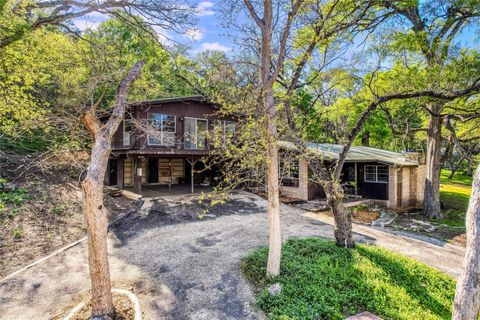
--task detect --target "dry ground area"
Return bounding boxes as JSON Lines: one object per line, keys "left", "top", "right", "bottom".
{"left": 55, "top": 292, "right": 135, "bottom": 320}
{"left": 390, "top": 210, "right": 467, "bottom": 246}
{"left": 0, "top": 192, "right": 465, "bottom": 320}
{"left": 0, "top": 150, "right": 136, "bottom": 278}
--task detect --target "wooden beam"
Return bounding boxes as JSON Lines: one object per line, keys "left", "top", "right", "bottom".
{"left": 186, "top": 157, "right": 197, "bottom": 194}
{"left": 133, "top": 157, "right": 142, "bottom": 195}
{"left": 168, "top": 159, "right": 172, "bottom": 191}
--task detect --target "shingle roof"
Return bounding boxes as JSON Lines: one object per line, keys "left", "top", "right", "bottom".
{"left": 279, "top": 141, "right": 419, "bottom": 166}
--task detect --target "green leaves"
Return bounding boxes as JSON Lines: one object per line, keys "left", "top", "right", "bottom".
{"left": 243, "top": 238, "right": 456, "bottom": 320}
{"left": 0, "top": 26, "right": 86, "bottom": 140}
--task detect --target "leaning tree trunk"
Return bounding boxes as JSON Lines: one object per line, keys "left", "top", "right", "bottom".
{"left": 452, "top": 164, "right": 480, "bottom": 320}
{"left": 325, "top": 183, "right": 354, "bottom": 248}
{"left": 80, "top": 62, "right": 144, "bottom": 320}
{"left": 265, "top": 87, "right": 282, "bottom": 276}
{"left": 423, "top": 108, "right": 443, "bottom": 218}
{"left": 448, "top": 162, "right": 456, "bottom": 180}
{"left": 81, "top": 138, "right": 115, "bottom": 320}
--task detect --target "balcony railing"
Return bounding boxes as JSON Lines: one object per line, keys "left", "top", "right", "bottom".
{"left": 112, "top": 132, "right": 210, "bottom": 151}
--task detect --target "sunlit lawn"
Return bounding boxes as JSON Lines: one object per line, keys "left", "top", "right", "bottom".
{"left": 435, "top": 170, "right": 472, "bottom": 229}
{"left": 243, "top": 238, "right": 456, "bottom": 320}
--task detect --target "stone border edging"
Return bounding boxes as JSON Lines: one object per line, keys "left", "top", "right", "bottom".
{"left": 0, "top": 236, "right": 88, "bottom": 283}
{"left": 112, "top": 288, "right": 142, "bottom": 320}
{"left": 0, "top": 200, "right": 144, "bottom": 284}
{"left": 63, "top": 301, "right": 86, "bottom": 320}
{"left": 62, "top": 288, "right": 142, "bottom": 320}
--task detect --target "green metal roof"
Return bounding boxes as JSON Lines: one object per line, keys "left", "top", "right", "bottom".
{"left": 279, "top": 141, "right": 419, "bottom": 166}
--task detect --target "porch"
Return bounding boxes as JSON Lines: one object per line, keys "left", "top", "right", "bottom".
{"left": 107, "top": 154, "right": 220, "bottom": 196}
{"left": 124, "top": 184, "right": 214, "bottom": 198}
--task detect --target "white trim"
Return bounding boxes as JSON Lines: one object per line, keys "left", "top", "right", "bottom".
{"left": 184, "top": 117, "right": 208, "bottom": 150}
{"left": 147, "top": 113, "right": 176, "bottom": 147}
{"left": 364, "top": 165, "right": 389, "bottom": 184}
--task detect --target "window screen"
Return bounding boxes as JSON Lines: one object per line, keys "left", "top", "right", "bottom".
{"left": 364, "top": 165, "right": 389, "bottom": 183}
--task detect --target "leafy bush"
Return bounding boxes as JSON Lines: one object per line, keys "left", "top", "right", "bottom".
{"left": 351, "top": 204, "right": 369, "bottom": 212}
{"left": 242, "top": 238, "right": 455, "bottom": 320}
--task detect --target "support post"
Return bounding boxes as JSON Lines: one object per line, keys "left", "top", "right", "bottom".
{"left": 134, "top": 157, "right": 142, "bottom": 195}
{"left": 191, "top": 158, "right": 194, "bottom": 194}
{"left": 354, "top": 162, "right": 358, "bottom": 196}
{"left": 186, "top": 157, "right": 196, "bottom": 194}
{"left": 168, "top": 159, "right": 172, "bottom": 191}
{"left": 117, "top": 156, "right": 124, "bottom": 190}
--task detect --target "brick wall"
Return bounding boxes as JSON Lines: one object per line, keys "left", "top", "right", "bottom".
{"left": 416, "top": 164, "right": 426, "bottom": 204}
{"left": 279, "top": 158, "right": 309, "bottom": 201}
{"left": 387, "top": 166, "right": 398, "bottom": 209}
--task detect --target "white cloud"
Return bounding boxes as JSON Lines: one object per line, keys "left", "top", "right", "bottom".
{"left": 72, "top": 12, "right": 108, "bottom": 30}
{"left": 185, "top": 28, "right": 205, "bottom": 41}
{"left": 195, "top": 1, "right": 215, "bottom": 16}
{"left": 153, "top": 26, "right": 174, "bottom": 46}
{"left": 200, "top": 42, "right": 230, "bottom": 52}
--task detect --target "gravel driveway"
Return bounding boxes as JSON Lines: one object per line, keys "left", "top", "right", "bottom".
{"left": 0, "top": 191, "right": 463, "bottom": 320}
{"left": 106, "top": 192, "right": 357, "bottom": 320}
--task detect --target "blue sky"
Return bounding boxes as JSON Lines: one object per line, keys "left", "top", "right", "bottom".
{"left": 72, "top": 1, "right": 232, "bottom": 54}
{"left": 72, "top": 1, "right": 478, "bottom": 55}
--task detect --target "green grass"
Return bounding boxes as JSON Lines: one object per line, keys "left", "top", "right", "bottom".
{"left": 440, "top": 169, "right": 473, "bottom": 186}
{"left": 242, "top": 238, "right": 456, "bottom": 320}
{"left": 436, "top": 170, "right": 472, "bottom": 229}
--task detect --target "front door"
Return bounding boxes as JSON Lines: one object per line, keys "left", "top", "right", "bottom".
{"left": 148, "top": 158, "right": 159, "bottom": 183}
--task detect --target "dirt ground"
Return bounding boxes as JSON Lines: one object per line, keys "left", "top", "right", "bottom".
{"left": 0, "top": 192, "right": 466, "bottom": 320}
{"left": 319, "top": 208, "right": 380, "bottom": 225}
{"left": 0, "top": 150, "right": 136, "bottom": 278}
{"left": 389, "top": 210, "right": 467, "bottom": 246}
{"left": 54, "top": 292, "right": 135, "bottom": 320}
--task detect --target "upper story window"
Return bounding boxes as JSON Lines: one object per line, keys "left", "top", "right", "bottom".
{"left": 147, "top": 113, "right": 176, "bottom": 147}
{"left": 215, "top": 120, "right": 235, "bottom": 141}
{"left": 279, "top": 156, "right": 299, "bottom": 187}
{"left": 184, "top": 117, "right": 207, "bottom": 149}
{"left": 364, "top": 165, "right": 389, "bottom": 183}
{"left": 123, "top": 119, "right": 132, "bottom": 147}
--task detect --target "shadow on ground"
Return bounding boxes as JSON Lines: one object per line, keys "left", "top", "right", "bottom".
{"left": 111, "top": 194, "right": 265, "bottom": 246}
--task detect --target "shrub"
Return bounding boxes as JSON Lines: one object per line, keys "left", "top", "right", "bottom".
{"left": 242, "top": 238, "right": 455, "bottom": 320}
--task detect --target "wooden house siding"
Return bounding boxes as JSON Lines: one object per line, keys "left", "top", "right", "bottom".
{"left": 111, "top": 99, "right": 233, "bottom": 153}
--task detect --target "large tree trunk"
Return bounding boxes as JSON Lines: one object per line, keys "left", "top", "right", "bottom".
{"left": 80, "top": 62, "right": 144, "bottom": 320}
{"left": 265, "top": 88, "right": 281, "bottom": 276}
{"left": 325, "top": 183, "right": 354, "bottom": 247}
{"left": 423, "top": 108, "right": 443, "bottom": 218}
{"left": 82, "top": 139, "right": 115, "bottom": 320}
{"left": 452, "top": 164, "right": 480, "bottom": 320}
{"left": 243, "top": 0, "right": 301, "bottom": 276}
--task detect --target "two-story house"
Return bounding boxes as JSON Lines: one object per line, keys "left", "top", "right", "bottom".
{"left": 106, "top": 95, "right": 234, "bottom": 194}
{"left": 107, "top": 95, "right": 426, "bottom": 210}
